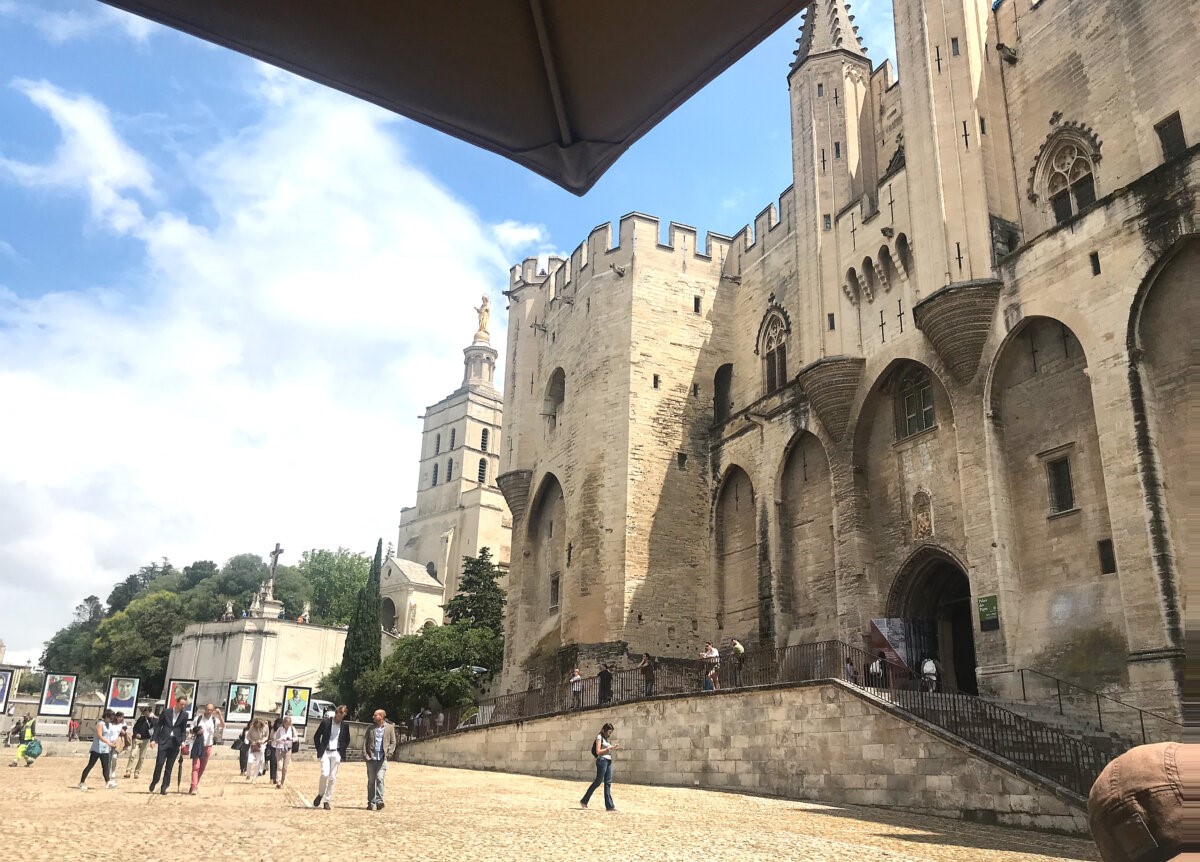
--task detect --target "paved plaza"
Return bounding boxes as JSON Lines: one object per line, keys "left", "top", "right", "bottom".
{"left": 1, "top": 753, "right": 1099, "bottom": 861}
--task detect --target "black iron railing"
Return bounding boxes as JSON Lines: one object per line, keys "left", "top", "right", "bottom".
{"left": 400, "top": 639, "right": 1114, "bottom": 796}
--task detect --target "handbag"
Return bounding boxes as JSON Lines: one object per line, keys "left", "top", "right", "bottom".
{"left": 231, "top": 737, "right": 243, "bottom": 750}
{"left": 291, "top": 740, "right": 300, "bottom": 754}
{"left": 250, "top": 741, "right": 262, "bottom": 752}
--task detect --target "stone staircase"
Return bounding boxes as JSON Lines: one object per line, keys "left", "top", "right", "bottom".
{"left": 980, "top": 696, "right": 1138, "bottom": 757}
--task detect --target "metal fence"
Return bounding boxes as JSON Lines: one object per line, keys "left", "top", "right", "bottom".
{"left": 400, "top": 639, "right": 1116, "bottom": 796}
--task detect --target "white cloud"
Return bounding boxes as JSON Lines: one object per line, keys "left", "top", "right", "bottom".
{"left": 0, "top": 70, "right": 545, "bottom": 666}
{"left": 0, "top": 3, "right": 156, "bottom": 44}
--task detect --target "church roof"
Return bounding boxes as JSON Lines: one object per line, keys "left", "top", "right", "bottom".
{"left": 792, "top": 0, "right": 868, "bottom": 70}
{"left": 387, "top": 557, "right": 443, "bottom": 590}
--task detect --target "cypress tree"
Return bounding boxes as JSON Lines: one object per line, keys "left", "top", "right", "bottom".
{"left": 339, "top": 538, "right": 383, "bottom": 712}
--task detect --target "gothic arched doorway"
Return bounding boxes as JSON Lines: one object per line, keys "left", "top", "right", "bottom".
{"left": 884, "top": 550, "right": 978, "bottom": 694}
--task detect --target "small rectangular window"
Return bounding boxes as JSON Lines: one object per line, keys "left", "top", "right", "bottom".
{"left": 676, "top": 452, "right": 688, "bottom": 469}
{"left": 693, "top": 295, "right": 701, "bottom": 314}
{"left": 691, "top": 383, "right": 700, "bottom": 397}
{"left": 951, "top": 38, "right": 960, "bottom": 57}
{"left": 817, "top": 82, "right": 824, "bottom": 97}
{"left": 1090, "top": 252, "right": 1101, "bottom": 275}
{"left": 652, "top": 374, "right": 661, "bottom": 389}
{"left": 1046, "top": 456, "right": 1075, "bottom": 514}
{"left": 823, "top": 214, "right": 832, "bottom": 230}
{"left": 549, "top": 573, "right": 560, "bottom": 610}
{"left": 834, "top": 141, "right": 842, "bottom": 159}
{"left": 980, "top": 116, "right": 987, "bottom": 136}
{"left": 1097, "top": 539, "right": 1117, "bottom": 574}
{"left": 1155, "top": 112, "right": 1187, "bottom": 161}
{"left": 827, "top": 313, "right": 836, "bottom": 331}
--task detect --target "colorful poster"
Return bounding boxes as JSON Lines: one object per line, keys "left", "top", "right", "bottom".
{"left": 165, "top": 678, "right": 198, "bottom": 715}
{"left": 39, "top": 673, "right": 78, "bottom": 717}
{"left": 0, "top": 669, "right": 12, "bottom": 714}
{"left": 281, "top": 686, "right": 311, "bottom": 726}
{"left": 225, "top": 682, "right": 256, "bottom": 724}
{"left": 105, "top": 676, "right": 140, "bottom": 716}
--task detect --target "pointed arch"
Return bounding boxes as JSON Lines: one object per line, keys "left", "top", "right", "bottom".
{"left": 713, "top": 465, "right": 762, "bottom": 643}
{"left": 756, "top": 307, "right": 791, "bottom": 394}
{"left": 778, "top": 430, "right": 835, "bottom": 642}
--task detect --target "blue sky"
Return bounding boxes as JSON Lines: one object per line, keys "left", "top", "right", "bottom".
{"left": 0, "top": 1, "right": 896, "bottom": 665}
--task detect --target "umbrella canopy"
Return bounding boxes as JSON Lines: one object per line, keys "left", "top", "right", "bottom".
{"left": 100, "top": 0, "right": 809, "bottom": 195}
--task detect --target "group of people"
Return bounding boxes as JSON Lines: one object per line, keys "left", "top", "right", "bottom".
{"left": 233, "top": 714, "right": 298, "bottom": 787}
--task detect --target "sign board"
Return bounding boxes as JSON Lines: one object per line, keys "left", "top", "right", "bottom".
{"left": 977, "top": 595, "right": 1000, "bottom": 632}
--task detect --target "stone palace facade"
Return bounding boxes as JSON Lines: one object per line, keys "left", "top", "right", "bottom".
{"left": 495, "top": 0, "right": 1193, "bottom": 715}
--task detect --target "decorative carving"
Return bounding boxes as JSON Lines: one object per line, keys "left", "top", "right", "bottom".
{"left": 913, "top": 280, "right": 1002, "bottom": 383}
{"left": 475, "top": 294, "right": 491, "bottom": 337}
{"left": 754, "top": 302, "right": 792, "bottom": 355}
{"left": 1027, "top": 121, "right": 1102, "bottom": 203}
{"left": 797, "top": 355, "right": 865, "bottom": 440}
{"left": 911, "top": 491, "right": 933, "bottom": 539}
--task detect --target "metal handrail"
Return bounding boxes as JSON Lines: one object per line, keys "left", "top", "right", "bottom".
{"left": 399, "top": 639, "right": 1114, "bottom": 796}
{"left": 1008, "top": 666, "right": 1182, "bottom": 746}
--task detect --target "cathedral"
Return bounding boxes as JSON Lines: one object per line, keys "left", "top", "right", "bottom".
{"left": 495, "top": 0, "right": 1193, "bottom": 716}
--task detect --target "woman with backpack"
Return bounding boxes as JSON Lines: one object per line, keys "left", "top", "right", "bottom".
{"left": 580, "top": 722, "right": 620, "bottom": 812}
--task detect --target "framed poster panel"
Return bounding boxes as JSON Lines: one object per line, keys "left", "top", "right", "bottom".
{"left": 226, "top": 682, "right": 257, "bottom": 724}
{"left": 165, "top": 678, "right": 199, "bottom": 716}
{"left": 281, "top": 686, "right": 312, "bottom": 726}
{"left": 39, "top": 673, "right": 78, "bottom": 717}
{"left": 105, "top": 676, "right": 140, "bottom": 716}
{"left": 0, "top": 669, "right": 12, "bottom": 714}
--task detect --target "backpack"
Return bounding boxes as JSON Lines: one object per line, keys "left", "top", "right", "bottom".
{"left": 24, "top": 739, "right": 42, "bottom": 759}
{"left": 590, "top": 736, "right": 600, "bottom": 758}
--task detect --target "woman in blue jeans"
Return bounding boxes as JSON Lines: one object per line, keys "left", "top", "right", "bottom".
{"left": 580, "top": 723, "right": 619, "bottom": 811}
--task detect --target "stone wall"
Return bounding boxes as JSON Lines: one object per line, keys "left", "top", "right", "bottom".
{"left": 397, "top": 680, "right": 1089, "bottom": 835}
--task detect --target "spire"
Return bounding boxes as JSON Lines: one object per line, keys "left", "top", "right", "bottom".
{"left": 792, "top": 0, "right": 868, "bottom": 70}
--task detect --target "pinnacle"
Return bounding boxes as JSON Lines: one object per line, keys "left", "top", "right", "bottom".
{"left": 792, "top": 0, "right": 868, "bottom": 70}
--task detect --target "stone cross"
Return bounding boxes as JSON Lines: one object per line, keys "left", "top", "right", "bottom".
{"left": 267, "top": 542, "right": 284, "bottom": 599}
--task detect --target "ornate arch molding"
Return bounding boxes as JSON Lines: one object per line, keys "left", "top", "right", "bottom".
{"left": 754, "top": 299, "right": 792, "bottom": 355}
{"left": 883, "top": 543, "right": 970, "bottom": 618}
{"left": 1027, "top": 119, "right": 1103, "bottom": 204}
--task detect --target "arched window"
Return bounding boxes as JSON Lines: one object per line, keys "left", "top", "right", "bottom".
{"left": 446, "top": 458, "right": 455, "bottom": 481}
{"left": 434, "top": 433, "right": 441, "bottom": 455}
{"left": 1046, "top": 142, "right": 1096, "bottom": 224}
{"left": 544, "top": 368, "right": 566, "bottom": 430}
{"left": 759, "top": 312, "right": 788, "bottom": 394}
{"left": 894, "top": 366, "right": 935, "bottom": 439}
{"left": 480, "top": 428, "right": 489, "bottom": 452}
{"left": 477, "top": 458, "right": 487, "bottom": 483}
{"left": 431, "top": 463, "right": 439, "bottom": 486}
{"left": 449, "top": 428, "right": 456, "bottom": 449}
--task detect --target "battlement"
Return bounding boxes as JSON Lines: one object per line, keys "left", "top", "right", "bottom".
{"left": 508, "top": 212, "right": 733, "bottom": 299}
{"left": 728, "top": 185, "right": 797, "bottom": 274}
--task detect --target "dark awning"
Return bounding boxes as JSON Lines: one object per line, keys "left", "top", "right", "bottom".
{"left": 100, "top": 1, "right": 807, "bottom": 195}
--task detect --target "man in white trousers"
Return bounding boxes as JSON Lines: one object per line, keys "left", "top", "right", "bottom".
{"left": 311, "top": 704, "right": 349, "bottom": 810}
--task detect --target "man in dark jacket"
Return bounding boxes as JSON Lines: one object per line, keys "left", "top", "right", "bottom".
{"left": 124, "top": 707, "right": 156, "bottom": 779}
{"left": 148, "top": 698, "right": 190, "bottom": 795}
{"left": 311, "top": 705, "right": 350, "bottom": 810}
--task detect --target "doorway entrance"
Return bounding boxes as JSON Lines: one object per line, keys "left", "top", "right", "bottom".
{"left": 885, "top": 551, "right": 978, "bottom": 695}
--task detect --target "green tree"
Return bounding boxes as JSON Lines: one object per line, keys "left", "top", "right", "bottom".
{"left": 443, "top": 547, "right": 506, "bottom": 633}
{"left": 272, "top": 564, "right": 312, "bottom": 619}
{"left": 314, "top": 663, "right": 341, "bottom": 700}
{"left": 91, "top": 591, "right": 189, "bottom": 696}
{"left": 17, "top": 671, "right": 44, "bottom": 695}
{"left": 41, "top": 595, "right": 106, "bottom": 677}
{"left": 106, "top": 559, "right": 175, "bottom": 614}
{"left": 338, "top": 539, "right": 383, "bottom": 712}
{"left": 299, "top": 548, "right": 370, "bottom": 624}
{"left": 218, "top": 553, "right": 270, "bottom": 600}
{"left": 355, "top": 622, "right": 502, "bottom": 720}
{"left": 181, "top": 560, "right": 218, "bottom": 590}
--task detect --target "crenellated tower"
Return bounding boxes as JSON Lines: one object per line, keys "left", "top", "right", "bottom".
{"left": 788, "top": 0, "right": 877, "bottom": 365}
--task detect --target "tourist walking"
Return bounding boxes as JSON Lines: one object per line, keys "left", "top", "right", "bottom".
{"left": 843, "top": 657, "right": 858, "bottom": 684}
{"left": 868, "top": 651, "right": 887, "bottom": 688}
{"left": 580, "top": 722, "right": 619, "bottom": 811}
{"left": 311, "top": 704, "right": 350, "bottom": 810}
{"left": 569, "top": 668, "right": 583, "bottom": 709}
{"left": 597, "top": 664, "right": 613, "bottom": 705}
{"left": 148, "top": 696, "right": 190, "bottom": 795}
{"left": 638, "top": 653, "right": 655, "bottom": 697}
{"left": 79, "top": 710, "right": 121, "bottom": 790}
{"left": 189, "top": 703, "right": 224, "bottom": 794}
{"left": 272, "top": 715, "right": 297, "bottom": 789}
{"left": 265, "top": 717, "right": 282, "bottom": 784}
{"left": 8, "top": 716, "right": 38, "bottom": 767}
{"left": 245, "top": 717, "right": 270, "bottom": 783}
{"left": 921, "top": 656, "right": 939, "bottom": 693}
{"left": 236, "top": 721, "right": 251, "bottom": 775}
{"left": 125, "top": 707, "right": 155, "bottom": 779}
{"left": 730, "top": 638, "right": 746, "bottom": 687}
{"left": 363, "top": 708, "right": 397, "bottom": 810}
{"left": 67, "top": 718, "right": 79, "bottom": 742}
{"left": 108, "top": 711, "right": 131, "bottom": 777}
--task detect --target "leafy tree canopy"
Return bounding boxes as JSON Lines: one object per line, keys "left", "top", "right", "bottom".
{"left": 443, "top": 547, "right": 506, "bottom": 632}
{"left": 299, "top": 548, "right": 370, "bottom": 625}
